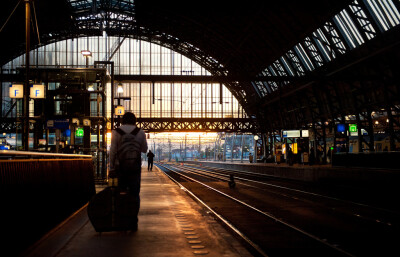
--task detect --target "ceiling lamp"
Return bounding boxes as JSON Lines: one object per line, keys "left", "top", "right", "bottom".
{"left": 117, "top": 83, "right": 124, "bottom": 93}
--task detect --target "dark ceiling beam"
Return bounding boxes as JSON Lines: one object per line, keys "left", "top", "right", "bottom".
{"left": 114, "top": 74, "right": 288, "bottom": 83}
{"left": 1, "top": 72, "right": 393, "bottom": 84}
{"left": 114, "top": 74, "right": 388, "bottom": 84}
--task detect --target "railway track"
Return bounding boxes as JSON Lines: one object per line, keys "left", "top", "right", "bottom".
{"left": 156, "top": 163, "right": 400, "bottom": 257}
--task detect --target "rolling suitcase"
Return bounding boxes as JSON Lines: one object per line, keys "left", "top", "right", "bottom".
{"left": 87, "top": 180, "right": 139, "bottom": 232}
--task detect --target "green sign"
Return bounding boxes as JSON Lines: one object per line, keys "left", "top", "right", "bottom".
{"left": 76, "top": 128, "right": 84, "bottom": 137}
{"left": 349, "top": 124, "right": 357, "bottom": 133}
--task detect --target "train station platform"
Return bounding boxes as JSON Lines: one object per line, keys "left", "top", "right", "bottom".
{"left": 21, "top": 166, "right": 252, "bottom": 257}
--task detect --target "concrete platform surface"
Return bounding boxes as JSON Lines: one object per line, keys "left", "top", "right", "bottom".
{"left": 22, "top": 166, "right": 252, "bottom": 257}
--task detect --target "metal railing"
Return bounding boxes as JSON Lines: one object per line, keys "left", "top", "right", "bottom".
{"left": 0, "top": 150, "right": 92, "bottom": 159}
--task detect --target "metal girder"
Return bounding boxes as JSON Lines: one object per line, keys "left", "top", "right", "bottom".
{"left": 0, "top": 116, "right": 107, "bottom": 134}
{"left": 323, "top": 21, "right": 348, "bottom": 56}
{"left": 0, "top": 118, "right": 21, "bottom": 133}
{"left": 135, "top": 118, "right": 258, "bottom": 133}
{"left": 301, "top": 38, "right": 325, "bottom": 68}
{"left": 346, "top": 3, "right": 378, "bottom": 40}
{"left": 114, "top": 74, "right": 377, "bottom": 83}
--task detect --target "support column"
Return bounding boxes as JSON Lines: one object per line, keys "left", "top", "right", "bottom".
{"left": 240, "top": 133, "right": 244, "bottom": 163}
{"left": 231, "top": 133, "right": 235, "bottom": 162}
{"left": 386, "top": 107, "right": 396, "bottom": 151}
{"left": 262, "top": 133, "right": 268, "bottom": 160}
{"left": 184, "top": 134, "right": 187, "bottom": 161}
{"left": 97, "top": 93, "right": 101, "bottom": 178}
{"left": 254, "top": 135, "right": 258, "bottom": 163}
{"left": 102, "top": 84, "right": 106, "bottom": 178}
{"left": 223, "top": 133, "right": 227, "bottom": 162}
{"left": 272, "top": 132, "right": 276, "bottom": 157}
{"left": 356, "top": 113, "right": 363, "bottom": 152}
{"left": 322, "top": 122, "right": 327, "bottom": 163}
{"left": 214, "top": 141, "right": 216, "bottom": 161}
{"left": 23, "top": 0, "right": 31, "bottom": 151}
{"left": 366, "top": 110, "right": 375, "bottom": 151}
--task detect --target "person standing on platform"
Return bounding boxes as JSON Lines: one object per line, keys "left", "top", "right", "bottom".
{"left": 109, "top": 112, "right": 148, "bottom": 229}
{"left": 249, "top": 153, "right": 254, "bottom": 163}
{"left": 309, "top": 146, "right": 315, "bottom": 165}
{"left": 287, "top": 147, "right": 294, "bottom": 166}
{"left": 147, "top": 150, "right": 155, "bottom": 171}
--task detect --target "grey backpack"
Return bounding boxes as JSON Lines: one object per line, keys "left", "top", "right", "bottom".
{"left": 115, "top": 127, "right": 141, "bottom": 162}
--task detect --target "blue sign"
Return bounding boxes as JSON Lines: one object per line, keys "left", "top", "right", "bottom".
{"left": 47, "top": 119, "right": 70, "bottom": 129}
{"left": 64, "top": 129, "right": 71, "bottom": 137}
{"left": 337, "top": 124, "right": 346, "bottom": 133}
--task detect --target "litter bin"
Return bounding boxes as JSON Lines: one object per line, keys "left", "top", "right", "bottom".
{"left": 275, "top": 154, "right": 282, "bottom": 164}
{"left": 302, "top": 152, "right": 309, "bottom": 164}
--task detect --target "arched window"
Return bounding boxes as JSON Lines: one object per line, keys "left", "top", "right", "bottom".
{"left": 2, "top": 36, "right": 247, "bottom": 119}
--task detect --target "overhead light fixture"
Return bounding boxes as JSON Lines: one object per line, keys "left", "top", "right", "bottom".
{"left": 117, "top": 83, "right": 123, "bottom": 93}
{"left": 87, "top": 84, "right": 94, "bottom": 91}
{"left": 81, "top": 50, "right": 92, "bottom": 57}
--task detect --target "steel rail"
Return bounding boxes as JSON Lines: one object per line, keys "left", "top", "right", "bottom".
{"left": 175, "top": 164, "right": 398, "bottom": 227}
{"left": 159, "top": 163, "right": 356, "bottom": 257}
{"left": 156, "top": 164, "right": 269, "bottom": 257}
{"left": 188, "top": 164, "right": 400, "bottom": 216}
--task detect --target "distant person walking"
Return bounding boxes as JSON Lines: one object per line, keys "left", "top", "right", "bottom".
{"left": 147, "top": 150, "right": 155, "bottom": 171}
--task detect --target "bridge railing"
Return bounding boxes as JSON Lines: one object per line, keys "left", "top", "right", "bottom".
{"left": 0, "top": 150, "right": 96, "bottom": 255}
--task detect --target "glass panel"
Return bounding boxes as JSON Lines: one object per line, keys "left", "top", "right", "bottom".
{"left": 280, "top": 56, "right": 295, "bottom": 76}
{"left": 312, "top": 29, "right": 334, "bottom": 61}
{"left": 1, "top": 36, "right": 246, "bottom": 120}
{"left": 334, "top": 10, "right": 365, "bottom": 49}
{"left": 285, "top": 49, "right": 306, "bottom": 75}
{"left": 323, "top": 21, "right": 347, "bottom": 54}
{"left": 294, "top": 44, "right": 315, "bottom": 71}
{"left": 349, "top": 1, "right": 377, "bottom": 40}
{"left": 365, "top": 0, "right": 400, "bottom": 31}
{"left": 303, "top": 37, "right": 325, "bottom": 67}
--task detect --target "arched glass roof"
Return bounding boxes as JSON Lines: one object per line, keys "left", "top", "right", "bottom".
{"left": 255, "top": 0, "right": 400, "bottom": 98}
{"left": 2, "top": 35, "right": 246, "bottom": 120}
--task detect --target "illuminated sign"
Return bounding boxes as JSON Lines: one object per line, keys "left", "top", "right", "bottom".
{"left": 292, "top": 143, "right": 298, "bottom": 154}
{"left": 336, "top": 124, "right": 346, "bottom": 133}
{"left": 47, "top": 119, "right": 69, "bottom": 129}
{"left": 30, "top": 84, "right": 45, "bottom": 98}
{"left": 83, "top": 119, "right": 91, "bottom": 126}
{"left": 76, "top": 128, "right": 84, "bottom": 137}
{"left": 301, "top": 130, "right": 309, "bottom": 137}
{"left": 115, "top": 106, "right": 125, "bottom": 116}
{"left": 349, "top": 124, "right": 357, "bottom": 133}
{"left": 72, "top": 118, "right": 79, "bottom": 125}
{"left": 9, "top": 84, "right": 24, "bottom": 98}
{"left": 64, "top": 129, "right": 71, "bottom": 137}
{"left": 282, "top": 130, "right": 300, "bottom": 138}
{"left": 47, "top": 120, "right": 54, "bottom": 128}
{"left": 106, "top": 131, "right": 112, "bottom": 146}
